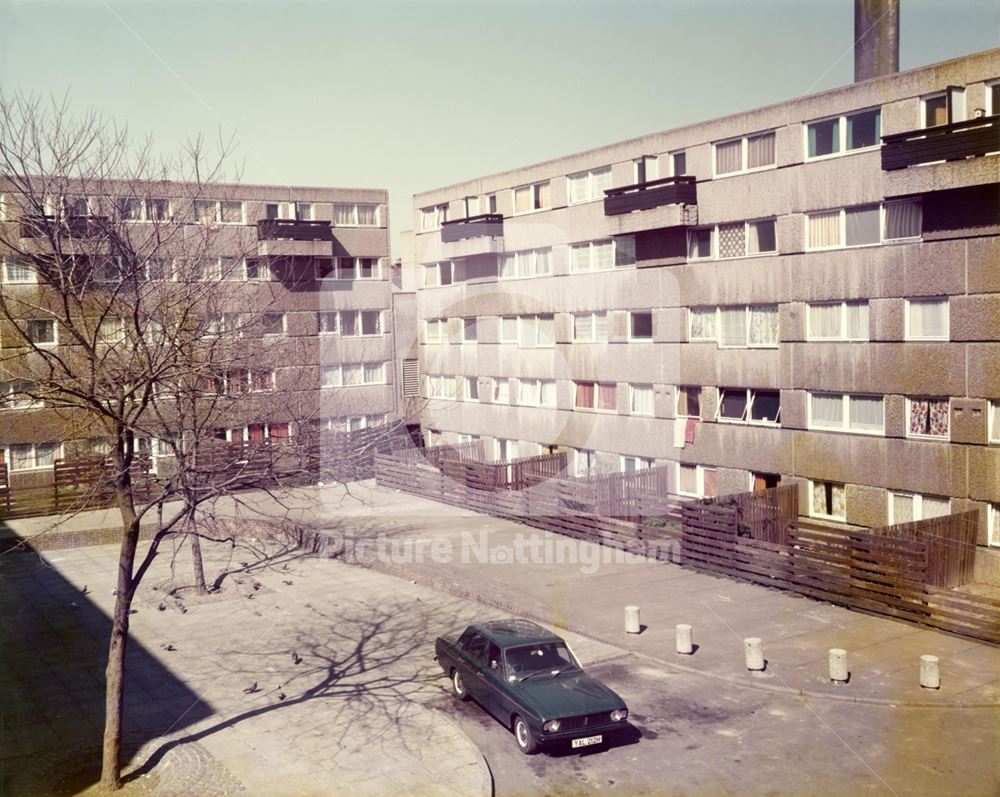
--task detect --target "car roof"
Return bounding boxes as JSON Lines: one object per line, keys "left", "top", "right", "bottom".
{"left": 471, "top": 619, "right": 564, "bottom": 648}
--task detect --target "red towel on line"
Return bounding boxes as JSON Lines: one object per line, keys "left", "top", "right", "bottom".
{"left": 685, "top": 417, "right": 698, "bottom": 445}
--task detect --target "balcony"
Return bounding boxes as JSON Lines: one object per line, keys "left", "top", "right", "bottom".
{"left": 439, "top": 214, "right": 504, "bottom": 258}
{"left": 881, "top": 117, "right": 1000, "bottom": 171}
{"left": 603, "top": 177, "right": 697, "bottom": 236}
{"left": 20, "top": 215, "right": 109, "bottom": 239}
{"left": 256, "top": 218, "right": 333, "bottom": 257}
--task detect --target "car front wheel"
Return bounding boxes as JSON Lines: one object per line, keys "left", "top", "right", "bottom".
{"left": 452, "top": 669, "right": 469, "bottom": 701}
{"left": 513, "top": 715, "right": 538, "bottom": 754}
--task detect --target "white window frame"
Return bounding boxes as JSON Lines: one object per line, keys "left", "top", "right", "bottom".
{"left": 261, "top": 313, "right": 286, "bottom": 336}
{"left": 985, "top": 79, "right": 1000, "bottom": 117}
{"left": 516, "top": 315, "right": 555, "bottom": 349}
{"left": 461, "top": 317, "right": 478, "bottom": 343}
{"left": 334, "top": 203, "right": 381, "bottom": 227}
{"left": 806, "top": 392, "right": 885, "bottom": 436}
{"left": 622, "top": 455, "right": 654, "bottom": 472}
{"left": 572, "top": 311, "right": 608, "bottom": 343}
{"left": 318, "top": 311, "right": 339, "bottom": 335}
{"left": 420, "top": 204, "right": 448, "bottom": 231}
{"left": 629, "top": 311, "right": 654, "bottom": 341}
{"left": 629, "top": 384, "right": 654, "bottom": 416}
{"left": 906, "top": 397, "right": 951, "bottom": 441}
{"left": 882, "top": 198, "right": 923, "bottom": 242}
{"left": 575, "top": 449, "right": 598, "bottom": 478}
{"left": 904, "top": 297, "right": 949, "bottom": 341}
{"left": 4, "top": 442, "right": 63, "bottom": 472}
{"left": 697, "top": 218, "right": 779, "bottom": 260}
{"left": 805, "top": 300, "right": 870, "bottom": 342}
{"left": 688, "top": 307, "right": 718, "bottom": 343}
{"left": 498, "top": 247, "right": 553, "bottom": 280}
{"left": 500, "top": 316, "right": 518, "bottom": 343}
{"left": 510, "top": 181, "right": 551, "bottom": 215}
{"left": 567, "top": 166, "right": 612, "bottom": 205}
{"left": 989, "top": 400, "right": 1000, "bottom": 444}
{"left": 243, "top": 259, "right": 271, "bottom": 281}
{"left": 676, "top": 463, "right": 710, "bottom": 498}
{"left": 195, "top": 199, "right": 244, "bottom": 225}
{"left": 492, "top": 377, "right": 510, "bottom": 405}
{"left": 339, "top": 310, "right": 383, "bottom": 338}
{"left": 569, "top": 238, "right": 633, "bottom": 272}
{"left": 716, "top": 387, "right": 781, "bottom": 426}
{"left": 888, "top": 491, "right": 951, "bottom": 524}
{"left": 633, "top": 156, "right": 659, "bottom": 184}
{"left": 574, "top": 381, "right": 618, "bottom": 413}
{"left": 0, "top": 381, "right": 43, "bottom": 410}
{"left": 424, "top": 318, "right": 446, "bottom": 344}
{"left": 989, "top": 503, "right": 1000, "bottom": 547}
{"left": 808, "top": 479, "right": 847, "bottom": 521}
{"left": 675, "top": 386, "right": 702, "bottom": 419}
{"left": 712, "top": 305, "right": 779, "bottom": 349}
{"left": 26, "top": 318, "right": 58, "bottom": 347}
{"left": 803, "top": 106, "right": 882, "bottom": 161}
{"left": 686, "top": 227, "right": 715, "bottom": 260}
{"left": 462, "top": 376, "right": 480, "bottom": 402}
{"left": 711, "top": 130, "right": 777, "bottom": 178}
{"left": 669, "top": 150, "right": 687, "bottom": 177}
{"left": 920, "top": 91, "right": 949, "bottom": 129}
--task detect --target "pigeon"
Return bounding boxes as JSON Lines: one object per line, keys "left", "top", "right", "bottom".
{"left": 282, "top": 580, "right": 293, "bottom": 586}
{"left": 278, "top": 692, "right": 287, "bottom": 701}
{"left": 291, "top": 651, "right": 302, "bottom": 665}
{"left": 251, "top": 581, "right": 262, "bottom": 591}
{"left": 242, "top": 682, "right": 259, "bottom": 694}
{"left": 161, "top": 644, "right": 176, "bottom": 652}
{"left": 158, "top": 602, "right": 167, "bottom": 611}
{"left": 129, "top": 609, "right": 138, "bottom": 615}
{"left": 81, "top": 585, "right": 89, "bottom": 595}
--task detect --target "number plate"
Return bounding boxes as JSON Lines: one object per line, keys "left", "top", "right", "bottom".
{"left": 571, "top": 735, "right": 603, "bottom": 748}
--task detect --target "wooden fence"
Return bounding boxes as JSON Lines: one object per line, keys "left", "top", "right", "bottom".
{"left": 374, "top": 449, "right": 998, "bottom": 645}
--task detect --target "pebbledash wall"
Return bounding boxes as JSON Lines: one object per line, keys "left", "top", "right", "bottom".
{"left": 409, "top": 48, "right": 1000, "bottom": 567}
{"left": 0, "top": 181, "right": 404, "bottom": 485}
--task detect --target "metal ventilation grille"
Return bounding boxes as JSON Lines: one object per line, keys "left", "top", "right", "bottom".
{"left": 401, "top": 358, "right": 419, "bottom": 396}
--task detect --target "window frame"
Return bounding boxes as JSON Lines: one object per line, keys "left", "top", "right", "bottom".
{"left": 25, "top": 318, "right": 58, "bottom": 347}
{"left": 572, "top": 311, "right": 608, "bottom": 343}
{"left": 261, "top": 312, "right": 287, "bottom": 336}
{"left": 808, "top": 479, "right": 847, "bottom": 521}
{"left": 676, "top": 462, "right": 712, "bottom": 498}
{"left": 0, "top": 380, "right": 43, "bottom": 410}
{"left": 4, "top": 441, "right": 63, "bottom": 472}
{"left": 629, "top": 311, "right": 654, "bottom": 341}
{"left": 705, "top": 218, "right": 779, "bottom": 260}
{"left": 510, "top": 181, "right": 551, "bottom": 216}
{"left": 920, "top": 91, "right": 949, "bottom": 129}
{"left": 806, "top": 392, "right": 885, "bottom": 436}
{"left": 629, "top": 383, "right": 654, "bottom": 416}
{"left": 567, "top": 166, "right": 613, "bottom": 205}
{"left": 569, "top": 237, "right": 634, "bottom": 273}
{"left": 2, "top": 256, "right": 37, "bottom": 284}
{"left": 805, "top": 300, "right": 870, "bottom": 342}
{"left": 574, "top": 380, "right": 618, "bottom": 413}
{"left": 904, "top": 297, "right": 950, "bottom": 342}
{"left": 712, "top": 130, "right": 777, "bottom": 178}
{"left": 805, "top": 201, "right": 922, "bottom": 252}
{"left": 334, "top": 203, "right": 381, "bottom": 227}
{"left": 989, "top": 503, "right": 1000, "bottom": 547}
{"left": 989, "top": 400, "right": 1000, "bottom": 445}
{"left": 716, "top": 387, "right": 781, "bottom": 426}
{"left": 420, "top": 204, "right": 448, "bottom": 231}
{"left": 888, "top": 491, "right": 951, "bottom": 524}
{"left": 803, "top": 106, "right": 882, "bottom": 161}
{"left": 906, "top": 396, "right": 951, "bottom": 441}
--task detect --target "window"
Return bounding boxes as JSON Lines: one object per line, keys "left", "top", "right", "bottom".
{"left": 710, "top": 305, "right": 778, "bottom": 348}
{"left": 334, "top": 203, "right": 380, "bottom": 226}
{"left": 262, "top": 313, "right": 285, "bottom": 335}
{"left": 905, "top": 298, "right": 949, "bottom": 341}
{"left": 634, "top": 156, "right": 659, "bottom": 184}
{"left": 622, "top": 455, "right": 654, "bottom": 472}
{"left": 687, "top": 228, "right": 713, "bottom": 260}
{"left": 806, "top": 301, "right": 869, "bottom": 341}
{"left": 194, "top": 199, "right": 243, "bottom": 225}
{"left": 575, "top": 449, "right": 598, "bottom": 477}
{"left": 147, "top": 258, "right": 174, "bottom": 281}
{"left": 715, "top": 219, "right": 777, "bottom": 258}
{"left": 567, "top": 167, "right": 612, "bottom": 204}
{"left": 244, "top": 259, "right": 271, "bottom": 281}
{"left": 990, "top": 401, "right": 1000, "bottom": 444}
{"left": 318, "top": 312, "right": 338, "bottom": 334}
{"left": 806, "top": 201, "right": 921, "bottom": 250}
{"left": 806, "top": 108, "right": 881, "bottom": 159}
{"left": 988, "top": 81, "right": 1000, "bottom": 117}
{"left": 1, "top": 381, "right": 41, "bottom": 409}
{"left": 462, "top": 318, "right": 478, "bottom": 343}
{"left": 500, "top": 316, "right": 518, "bottom": 343}
{"left": 718, "top": 388, "right": 780, "bottom": 425}
{"left": 512, "top": 181, "right": 551, "bottom": 214}
{"left": 518, "top": 378, "right": 556, "bottom": 407}
{"left": 487, "top": 194, "right": 497, "bottom": 214}
{"left": 677, "top": 463, "right": 715, "bottom": 498}
{"left": 422, "top": 261, "right": 452, "bottom": 287}
{"left": 26, "top": 319, "right": 56, "bottom": 345}
{"left": 670, "top": 150, "right": 686, "bottom": 176}
{"left": 907, "top": 397, "right": 950, "bottom": 439}
{"left": 325, "top": 362, "right": 385, "bottom": 387}
{"left": 575, "top": 381, "right": 617, "bottom": 412}
{"left": 720, "top": 307, "right": 748, "bottom": 348}
{"left": 339, "top": 311, "right": 382, "bottom": 337}
{"left": 889, "top": 492, "right": 951, "bottom": 524}
{"left": 573, "top": 312, "right": 608, "bottom": 342}
{"left": 424, "top": 318, "right": 446, "bottom": 343}
{"left": 5, "top": 442, "right": 60, "bottom": 471}
{"left": 251, "top": 370, "right": 275, "bottom": 392}
{"left": 493, "top": 378, "right": 510, "bottom": 404}
{"left": 688, "top": 307, "right": 717, "bottom": 342}
{"left": 321, "top": 257, "right": 384, "bottom": 281}
{"left": 570, "top": 237, "right": 634, "bottom": 271}
{"left": 97, "top": 318, "right": 124, "bottom": 345}
{"left": 808, "top": 393, "right": 884, "bottom": 434}
{"left": 676, "top": 386, "right": 701, "bottom": 418}
{"left": 630, "top": 384, "right": 654, "bottom": 416}
{"left": 630, "top": 312, "right": 653, "bottom": 340}
{"left": 464, "top": 196, "right": 482, "bottom": 217}
{"left": 462, "top": 377, "right": 479, "bottom": 402}
{"left": 420, "top": 204, "right": 448, "bottom": 231}
{"left": 922, "top": 92, "right": 949, "bottom": 128}
{"left": 714, "top": 131, "right": 776, "bottom": 176}
{"left": 121, "top": 197, "right": 170, "bottom": 222}
{"left": 810, "top": 480, "right": 846, "bottom": 520}
{"left": 499, "top": 248, "right": 553, "bottom": 279}
{"left": 989, "top": 503, "right": 1000, "bottom": 547}
{"left": 516, "top": 315, "right": 555, "bottom": 348}
{"left": 2, "top": 257, "right": 36, "bottom": 284}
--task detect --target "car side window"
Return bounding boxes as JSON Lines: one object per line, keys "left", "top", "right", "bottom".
{"left": 486, "top": 642, "right": 502, "bottom": 673}
{"left": 461, "top": 633, "right": 487, "bottom": 662}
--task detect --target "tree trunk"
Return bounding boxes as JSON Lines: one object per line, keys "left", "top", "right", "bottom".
{"left": 190, "top": 529, "right": 208, "bottom": 595}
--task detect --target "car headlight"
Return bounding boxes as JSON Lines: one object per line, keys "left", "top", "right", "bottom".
{"left": 610, "top": 709, "right": 628, "bottom": 722}
{"left": 542, "top": 720, "right": 561, "bottom": 732}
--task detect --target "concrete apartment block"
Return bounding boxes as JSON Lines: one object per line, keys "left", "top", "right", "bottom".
{"left": 409, "top": 48, "right": 1000, "bottom": 575}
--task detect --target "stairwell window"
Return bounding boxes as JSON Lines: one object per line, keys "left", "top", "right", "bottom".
{"left": 810, "top": 480, "right": 846, "bottom": 520}
{"left": 808, "top": 393, "right": 884, "bottom": 435}
{"left": 907, "top": 397, "right": 950, "bottom": 440}
{"left": 905, "top": 298, "right": 949, "bottom": 341}
{"left": 512, "top": 181, "right": 551, "bottom": 214}
{"left": 567, "top": 167, "right": 612, "bottom": 204}
{"left": 806, "top": 301, "right": 869, "bottom": 341}
{"left": 713, "top": 130, "right": 776, "bottom": 176}
{"left": 805, "top": 108, "right": 881, "bottom": 159}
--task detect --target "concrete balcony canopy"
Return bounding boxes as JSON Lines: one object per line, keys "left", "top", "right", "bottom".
{"left": 881, "top": 116, "right": 1000, "bottom": 171}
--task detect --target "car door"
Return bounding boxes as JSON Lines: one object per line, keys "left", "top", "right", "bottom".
{"left": 457, "top": 633, "right": 489, "bottom": 703}
{"left": 476, "top": 642, "right": 507, "bottom": 719}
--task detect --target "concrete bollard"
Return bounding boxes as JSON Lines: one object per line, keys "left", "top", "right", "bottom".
{"left": 744, "top": 637, "right": 764, "bottom": 671}
{"left": 829, "top": 648, "right": 848, "bottom": 683}
{"left": 676, "top": 624, "right": 693, "bottom": 654}
{"left": 625, "top": 605, "right": 641, "bottom": 634}
{"left": 920, "top": 654, "right": 940, "bottom": 689}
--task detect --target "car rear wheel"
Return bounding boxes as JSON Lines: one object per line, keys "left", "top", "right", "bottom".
{"left": 513, "top": 715, "right": 538, "bottom": 754}
{"left": 452, "top": 669, "right": 469, "bottom": 701}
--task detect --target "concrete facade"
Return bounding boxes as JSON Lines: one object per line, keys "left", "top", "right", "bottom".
{"left": 410, "top": 49, "right": 1000, "bottom": 553}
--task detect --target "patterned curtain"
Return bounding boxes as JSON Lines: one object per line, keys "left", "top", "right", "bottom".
{"left": 718, "top": 222, "right": 746, "bottom": 258}
{"left": 909, "top": 399, "right": 930, "bottom": 434}
{"left": 749, "top": 306, "right": 779, "bottom": 346}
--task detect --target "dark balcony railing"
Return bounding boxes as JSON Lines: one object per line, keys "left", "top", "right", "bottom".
{"left": 603, "top": 176, "right": 697, "bottom": 216}
{"left": 881, "top": 116, "right": 1000, "bottom": 171}
{"left": 441, "top": 213, "right": 504, "bottom": 243}
{"left": 256, "top": 218, "right": 333, "bottom": 241}
{"left": 20, "top": 215, "right": 109, "bottom": 238}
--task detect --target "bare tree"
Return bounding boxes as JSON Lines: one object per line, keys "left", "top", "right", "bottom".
{"left": 0, "top": 93, "right": 414, "bottom": 790}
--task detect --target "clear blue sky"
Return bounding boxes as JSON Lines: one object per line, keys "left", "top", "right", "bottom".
{"left": 1, "top": 0, "right": 997, "bottom": 255}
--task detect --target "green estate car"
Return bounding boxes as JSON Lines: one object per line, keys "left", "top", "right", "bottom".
{"left": 434, "top": 618, "right": 629, "bottom": 754}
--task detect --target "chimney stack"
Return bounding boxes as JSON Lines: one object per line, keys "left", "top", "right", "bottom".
{"left": 854, "top": 0, "right": 900, "bottom": 82}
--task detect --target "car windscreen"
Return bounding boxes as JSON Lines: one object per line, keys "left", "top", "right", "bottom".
{"left": 504, "top": 641, "right": 580, "bottom": 679}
